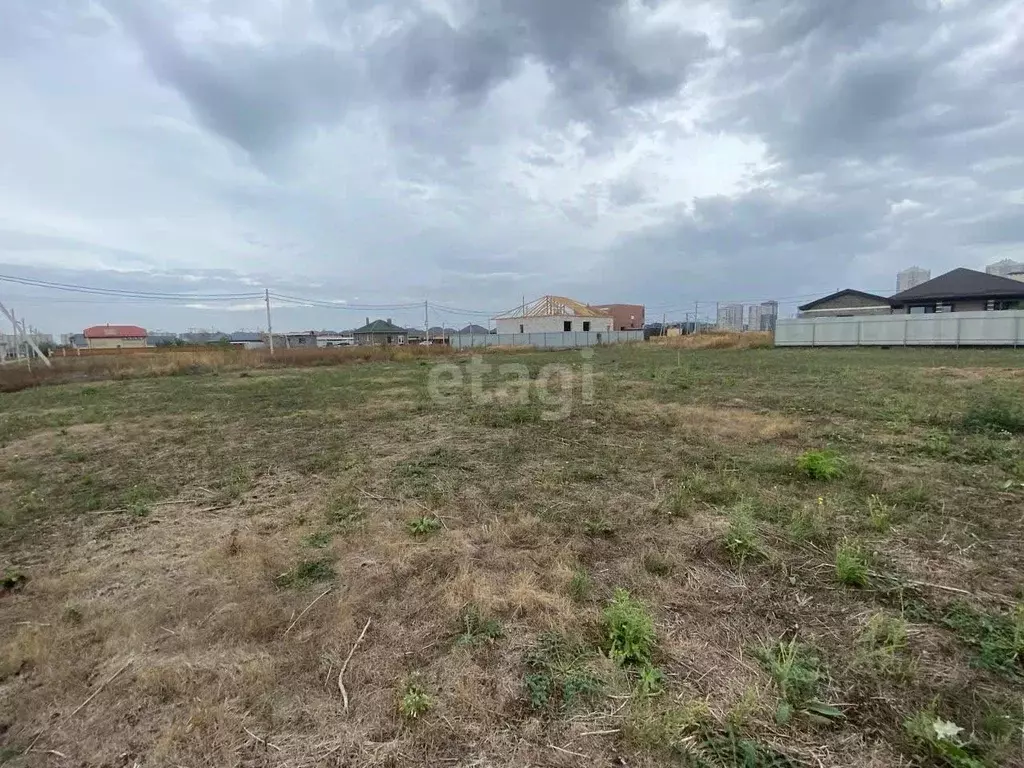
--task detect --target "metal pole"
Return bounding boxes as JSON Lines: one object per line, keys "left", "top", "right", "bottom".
{"left": 265, "top": 289, "right": 274, "bottom": 355}
{"left": 694, "top": 302, "right": 700, "bottom": 334}
{"left": 20, "top": 319, "right": 30, "bottom": 372}
{"left": 424, "top": 300, "right": 429, "bottom": 344}
{"left": 10, "top": 307, "right": 21, "bottom": 361}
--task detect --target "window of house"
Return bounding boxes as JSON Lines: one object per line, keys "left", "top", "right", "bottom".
{"left": 993, "top": 300, "right": 1022, "bottom": 311}
{"left": 582, "top": 321, "right": 591, "bottom": 332}
{"left": 519, "top": 324, "right": 524, "bottom": 333}
{"left": 563, "top": 321, "right": 572, "bottom": 332}
{"left": 908, "top": 305, "right": 935, "bottom": 314}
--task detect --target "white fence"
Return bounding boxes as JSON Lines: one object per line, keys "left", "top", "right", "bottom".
{"left": 776, "top": 310, "right": 1024, "bottom": 347}
{"left": 449, "top": 330, "right": 644, "bottom": 350}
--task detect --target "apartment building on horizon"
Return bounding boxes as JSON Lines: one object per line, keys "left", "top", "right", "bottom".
{"left": 716, "top": 302, "right": 744, "bottom": 331}
{"left": 897, "top": 266, "right": 931, "bottom": 292}
{"left": 986, "top": 259, "right": 1024, "bottom": 279}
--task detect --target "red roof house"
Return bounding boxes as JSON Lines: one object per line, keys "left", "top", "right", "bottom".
{"left": 83, "top": 325, "right": 148, "bottom": 348}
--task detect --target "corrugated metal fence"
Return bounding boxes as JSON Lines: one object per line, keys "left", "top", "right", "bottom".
{"left": 449, "top": 330, "right": 644, "bottom": 350}
{"left": 776, "top": 310, "right": 1024, "bottom": 347}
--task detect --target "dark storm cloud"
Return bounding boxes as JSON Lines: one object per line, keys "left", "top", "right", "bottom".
{"left": 714, "top": 0, "right": 1022, "bottom": 168}
{"left": 107, "top": 2, "right": 358, "bottom": 156}
{"left": 109, "top": 0, "right": 710, "bottom": 156}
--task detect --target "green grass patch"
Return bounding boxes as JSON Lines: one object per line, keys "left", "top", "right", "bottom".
{"left": 275, "top": 558, "right": 336, "bottom": 588}
{"left": 796, "top": 449, "right": 847, "bottom": 481}
{"left": 302, "top": 531, "right": 332, "bottom": 548}
{"left": 834, "top": 539, "right": 871, "bottom": 588}
{"left": 723, "top": 502, "right": 762, "bottom": 565}
{"left": 523, "top": 632, "right": 604, "bottom": 713}
{"left": 568, "top": 568, "right": 591, "bottom": 602}
{"left": 960, "top": 397, "right": 1024, "bottom": 435}
{"left": 940, "top": 602, "right": 1023, "bottom": 677}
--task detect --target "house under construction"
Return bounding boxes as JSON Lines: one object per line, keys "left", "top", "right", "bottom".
{"left": 494, "top": 296, "right": 614, "bottom": 334}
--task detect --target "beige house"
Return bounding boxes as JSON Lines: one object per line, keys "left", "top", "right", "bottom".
{"left": 84, "top": 324, "right": 148, "bottom": 349}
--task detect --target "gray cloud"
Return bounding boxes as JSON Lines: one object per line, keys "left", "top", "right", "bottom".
{"left": 1, "top": 0, "right": 1022, "bottom": 335}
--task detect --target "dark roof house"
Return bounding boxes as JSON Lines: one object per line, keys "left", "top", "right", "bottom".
{"left": 458, "top": 324, "right": 490, "bottom": 334}
{"left": 797, "top": 290, "right": 893, "bottom": 318}
{"left": 352, "top": 318, "right": 409, "bottom": 345}
{"left": 888, "top": 268, "right": 1024, "bottom": 312}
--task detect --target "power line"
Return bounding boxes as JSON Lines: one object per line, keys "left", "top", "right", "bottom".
{"left": 0, "top": 273, "right": 263, "bottom": 300}
{"left": 269, "top": 292, "right": 423, "bottom": 310}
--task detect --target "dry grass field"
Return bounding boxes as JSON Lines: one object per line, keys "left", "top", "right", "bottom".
{"left": 1, "top": 345, "right": 1023, "bottom": 767}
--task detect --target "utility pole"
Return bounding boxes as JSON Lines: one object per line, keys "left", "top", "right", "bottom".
{"left": 694, "top": 302, "right": 700, "bottom": 334}
{"left": 265, "top": 289, "right": 274, "bottom": 355}
{"left": 0, "top": 301, "right": 50, "bottom": 367}
{"left": 662, "top": 312, "right": 667, "bottom": 336}
{"left": 20, "top": 319, "right": 30, "bottom": 372}
{"left": 425, "top": 300, "right": 430, "bottom": 344}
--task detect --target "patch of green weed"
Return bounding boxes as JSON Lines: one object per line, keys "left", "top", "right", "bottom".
{"left": 905, "top": 708, "right": 987, "bottom": 768}
{"left": 275, "top": 558, "right": 336, "bottom": 587}
{"left": 455, "top": 604, "right": 503, "bottom": 646}
{"left": 941, "top": 602, "right": 1023, "bottom": 677}
{"left": 753, "top": 638, "right": 842, "bottom": 725}
{"left": 796, "top": 450, "right": 846, "bottom": 481}
{"left": 303, "top": 531, "right": 332, "bottom": 548}
{"left": 398, "top": 678, "right": 432, "bottom": 719}
{"left": 603, "top": 589, "right": 656, "bottom": 667}
{"left": 407, "top": 515, "right": 443, "bottom": 536}
{"left": 523, "top": 632, "right": 604, "bottom": 712}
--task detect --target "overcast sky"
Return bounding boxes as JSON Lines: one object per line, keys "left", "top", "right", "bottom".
{"left": 1, "top": 0, "right": 1022, "bottom": 334}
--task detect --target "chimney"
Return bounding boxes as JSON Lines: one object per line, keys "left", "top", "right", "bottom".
{"left": 365, "top": 316, "right": 370, "bottom": 326}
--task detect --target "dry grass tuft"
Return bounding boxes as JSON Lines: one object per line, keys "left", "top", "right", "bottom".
{"left": 650, "top": 331, "right": 774, "bottom": 349}
{"left": 0, "top": 344, "right": 454, "bottom": 393}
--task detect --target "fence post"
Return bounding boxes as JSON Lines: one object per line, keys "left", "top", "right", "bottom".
{"left": 811, "top": 321, "right": 816, "bottom": 348}
{"left": 955, "top": 316, "right": 962, "bottom": 348}
{"left": 903, "top": 316, "right": 909, "bottom": 347}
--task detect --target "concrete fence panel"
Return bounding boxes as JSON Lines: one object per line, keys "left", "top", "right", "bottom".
{"left": 776, "top": 310, "right": 1024, "bottom": 347}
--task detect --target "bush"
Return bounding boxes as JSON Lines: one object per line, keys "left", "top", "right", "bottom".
{"left": 603, "top": 589, "right": 657, "bottom": 667}
{"left": 796, "top": 450, "right": 846, "bottom": 481}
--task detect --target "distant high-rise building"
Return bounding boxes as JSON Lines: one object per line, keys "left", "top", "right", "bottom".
{"left": 986, "top": 259, "right": 1024, "bottom": 278}
{"left": 897, "top": 266, "right": 931, "bottom": 292}
{"left": 746, "top": 305, "right": 759, "bottom": 331}
{"left": 717, "top": 303, "right": 744, "bottom": 331}
{"left": 758, "top": 301, "right": 779, "bottom": 331}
